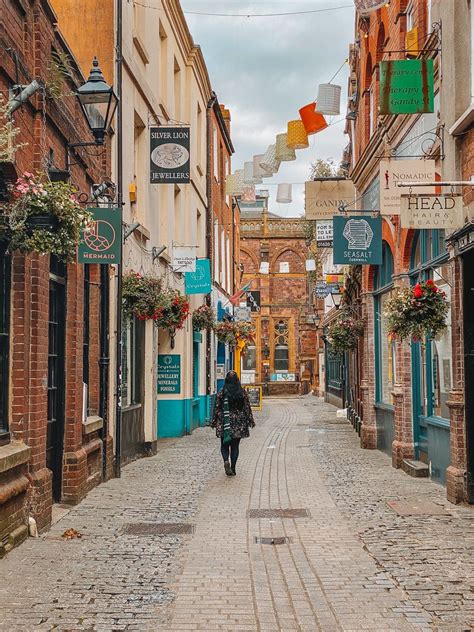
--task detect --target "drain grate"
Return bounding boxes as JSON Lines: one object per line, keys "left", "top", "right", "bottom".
{"left": 248, "top": 508, "right": 310, "bottom": 519}
{"left": 122, "top": 523, "right": 195, "bottom": 536}
{"left": 255, "top": 536, "right": 291, "bottom": 545}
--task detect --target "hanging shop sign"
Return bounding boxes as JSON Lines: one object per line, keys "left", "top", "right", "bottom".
{"left": 150, "top": 127, "right": 190, "bottom": 184}
{"left": 244, "top": 385, "right": 263, "bottom": 410}
{"left": 172, "top": 246, "right": 196, "bottom": 272}
{"left": 354, "top": 0, "right": 388, "bottom": 14}
{"left": 316, "top": 220, "right": 333, "bottom": 247}
{"left": 78, "top": 207, "right": 122, "bottom": 264}
{"left": 185, "top": 258, "right": 212, "bottom": 294}
{"left": 380, "top": 159, "right": 436, "bottom": 215}
{"left": 246, "top": 290, "right": 261, "bottom": 312}
{"left": 234, "top": 306, "right": 252, "bottom": 323}
{"left": 400, "top": 194, "right": 465, "bottom": 229}
{"left": 305, "top": 179, "right": 356, "bottom": 220}
{"left": 333, "top": 215, "right": 382, "bottom": 265}
{"left": 379, "top": 59, "right": 434, "bottom": 115}
{"left": 157, "top": 354, "right": 181, "bottom": 394}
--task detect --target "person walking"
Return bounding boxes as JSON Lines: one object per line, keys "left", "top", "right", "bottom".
{"left": 210, "top": 370, "right": 255, "bottom": 476}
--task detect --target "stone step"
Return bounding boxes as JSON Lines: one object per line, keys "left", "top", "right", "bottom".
{"left": 402, "top": 459, "right": 429, "bottom": 478}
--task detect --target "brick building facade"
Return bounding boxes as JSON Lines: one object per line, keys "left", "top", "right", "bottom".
{"left": 342, "top": 0, "right": 474, "bottom": 503}
{"left": 239, "top": 199, "right": 318, "bottom": 395}
{"left": 0, "top": 0, "right": 112, "bottom": 555}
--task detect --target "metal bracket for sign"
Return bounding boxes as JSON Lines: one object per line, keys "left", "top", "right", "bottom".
{"left": 338, "top": 204, "right": 380, "bottom": 217}
{"left": 397, "top": 178, "right": 474, "bottom": 187}
{"left": 152, "top": 245, "right": 167, "bottom": 261}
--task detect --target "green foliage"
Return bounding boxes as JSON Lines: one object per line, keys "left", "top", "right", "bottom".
{"left": 309, "top": 158, "right": 346, "bottom": 180}
{"left": 327, "top": 308, "right": 365, "bottom": 353}
{"left": 45, "top": 50, "right": 74, "bottom": 99}
{"left": 0, "top": 94, "right": 26, "bottom": 162}
{"left": 192, "top": 305, "right": 215, "bottom": 330}
{"left": 6, "top": 172, "right": 91, "bottom": 262}
{"left": 385, "top": 281, "right": 449, "bottom": 342}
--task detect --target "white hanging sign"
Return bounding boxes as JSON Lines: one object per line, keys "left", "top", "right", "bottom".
{"left": 234, "top": 306, "right": 252, "bottom": 323}
{"left": 400, "top": 194, "right": 465, "bottom": 229}
{"left": 380, "top": 159, "right": 436, "bottom": 216}
{"left": 316, "top": 220, "right": 333, "bottom": 247}
{"left": 172, "top": 246, "right": 196, "bottom": 272}
{"left": 305, "top": 179, "right": 355, "bottom": 220}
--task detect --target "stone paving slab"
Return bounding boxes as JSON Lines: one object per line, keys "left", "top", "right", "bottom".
{"left": 0, "top": 397, "right": 473, "bottom": 631}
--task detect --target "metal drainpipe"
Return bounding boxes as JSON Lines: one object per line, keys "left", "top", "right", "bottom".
{"left": 99, "top": 264, "right": 109, "bottom": 480}
{"left": 114, "top": 0, "right": 124, "bottom": 478}
{"left": 205, "top": 92, "right": 217, "bottom": 405}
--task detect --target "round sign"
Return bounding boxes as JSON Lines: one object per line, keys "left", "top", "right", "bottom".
{"left": 151, "top": 143, "right": 189, "bottom": 169}
{"left": 84, "top": 220, "right": 116, "bottom": 252}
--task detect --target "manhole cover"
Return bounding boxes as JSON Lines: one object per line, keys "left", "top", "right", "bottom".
{"left": 255, "top": 536, "right": 291, "bottom": 545}
{"left": 248, "top": 509, "right": 310, "bottom": 519}
{"left": 122, "top": 523, "right": 195, "bottom": 535}
{"left": 387, "top": 500, "right": 450, "bottom": 516}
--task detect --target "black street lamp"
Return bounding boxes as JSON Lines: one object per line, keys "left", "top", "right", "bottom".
{"left": 76, "top": 58, "right": 118, "bottom": 146}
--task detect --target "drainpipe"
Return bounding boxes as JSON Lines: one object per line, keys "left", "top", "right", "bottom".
{"left": 99, "top": 264, "right": 109, "bottom": 479}
{"left": 114, "top": 0, "right": 124, "bottom": 478}
{"left": 205, "top": 92, "right": 217, "bottom": 408}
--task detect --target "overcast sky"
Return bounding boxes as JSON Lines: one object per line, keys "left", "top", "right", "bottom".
{"left": 181, "top": 0, "right": 355, "bottom": 216}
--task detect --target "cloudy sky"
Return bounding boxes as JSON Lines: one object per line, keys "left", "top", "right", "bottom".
{"left": 180, "top": 0, "right": 355, "bottom": 216}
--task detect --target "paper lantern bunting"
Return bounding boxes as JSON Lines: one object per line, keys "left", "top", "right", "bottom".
{"left": 287, "top": 120, "right": 309, "bottom": 150}
{"left": 244, "top": 161, "right": 262, "bottom": 185}
{"left": 299, "top": 103, "right": 328, "bottom": 135}
{"left": 253, "top": 154, "right": 272, "bottom": 179}
{"left": 315, "top": 84, "right": 342, "bottom": 116}
{"left": 260, "top": 144, "right": 281, "bottom": 174}
{"left": 225, "top": 170, "right": 244, "bottom": 196}
{"left": 275, "top": 133, "right": 296, "bottom": 162}
{"left": 276, "top": 183, "right": 292, "bottom": 203}
{"left": 241, "top": 185, "right": 256, "bottom": 203}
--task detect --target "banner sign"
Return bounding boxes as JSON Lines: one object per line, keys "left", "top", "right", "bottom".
{"left": 314, "top": 281, "right": 330, "bottom": 299}
{"left": 305, "top": 179, "right": 356, "bottom": 220}
{"left": 380, "top": 59, "right": 434, "bottom": 115}
{"left": 380, "top": 159, "right": 435, "bottom": 215}
{"left": 185, "top": 258, "right": 212, "bottom": 294}
{"left": 316, "top": 220, "right": 333, "bottom": 247}
{"left": 326, "top": 274, "right": 345, "bottom": 284}
{"left": 78, "top": 207, "right": 122, "bottom": 264}
{"left": 234, "top": 306, "right": 252, "bottom": 322}
{"left": 354, "top": 0, "right": 388, "bottom": 14}
{"left": 150, "top": 127, "right": 190, "bottom": 184}
{"left": 400, "top": 194, "right": 465, "bottom": 229}
{"left": 172, "top": 246, "right": 196, "bottom": 272}
{"left": 333, "top": 216, "right": 382, "bottom": 265}
{"left": 157, "top": 354, "right": 181, "bottom": 394}
{"left": 246, "top": 290, "right": 261, "bottom": 312}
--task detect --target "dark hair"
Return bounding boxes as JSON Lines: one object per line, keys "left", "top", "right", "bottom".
{"left": 223, "top": 370, "right": 245, "bottom": 409}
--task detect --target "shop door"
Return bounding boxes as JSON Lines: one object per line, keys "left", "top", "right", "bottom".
{"left": 47, "top": 258, "right": 66, "bottom": 501}
{"left": 191, "top": 341, "right": 200, "bottom": 429}
{"left": 464, "top": 250, "right": 474, "bottom": 502}
{"left": 412, "top": 343, "right": 429, "bottom": 463}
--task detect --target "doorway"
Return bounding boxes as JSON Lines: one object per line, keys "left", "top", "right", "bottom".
{"left": 47, "top": 256, "right": 66, "bottom": 502}
{"left": 463, "top": 249, "right": 474, "bottom": 502}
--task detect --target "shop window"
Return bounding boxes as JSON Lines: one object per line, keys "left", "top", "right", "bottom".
{"left": 374, "top": 242, "right": 395, "bottom": 405}
{"left": 0, "top": 241, "right": 11, "bottom": 441}
{"left": 274, "top": 320, "right": 289, "bottom": 372}
{"left": 121, "top": 318, "right": 144, "bottom": 408}
{"left": 83, "top": 264, "right": 90, "bottom": 418}
{"left": 242, "top": 345, "right": 256, "bottom": 371}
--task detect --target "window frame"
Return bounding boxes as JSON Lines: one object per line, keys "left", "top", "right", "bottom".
{"left": 0, "top": 241, "right": 11, "bottom": 443}
{"left": 373, "top": 241, "right": 395, "bottom": 407}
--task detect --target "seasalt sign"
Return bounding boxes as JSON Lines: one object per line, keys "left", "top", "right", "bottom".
{"left": 380, "top": 159, "right": 435, "bottom": 216}
{"left": 150, "top": 127, "right": 190, "bottom": 184}
{"left": 400, "top": 194, "right": 465, "bottom": 229}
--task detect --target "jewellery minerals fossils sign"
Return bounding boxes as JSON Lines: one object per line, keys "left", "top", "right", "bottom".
{"left": 150, "top": 127, "right": 190, "bottom": 184}
{"left": 157, "top": 354, "right": 181, "bottom": 394}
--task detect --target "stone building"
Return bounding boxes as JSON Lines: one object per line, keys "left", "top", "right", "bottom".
{"left": 0, "top": 0, "right": 112, "bottom": 554}
{"left": 239, "top": 197, "right": 318, "bottom": 395}
{"left": 342, "top": 0, "right": 474, "bottom": 503}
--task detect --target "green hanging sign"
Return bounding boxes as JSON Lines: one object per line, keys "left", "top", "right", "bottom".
{"left": 78, "top": 207, "right": 122, "bottom": 264}
{"left": 185, "top": 258, "right": 212, "bottom": 295}
{"left": 157, "top": 354, "right": 181, "bottom": 394}
{"left": 333, "top": 216, "right": 382, "bottom": 265}
{"left": 380, "top": 59, "right": 434, "bottom": 115}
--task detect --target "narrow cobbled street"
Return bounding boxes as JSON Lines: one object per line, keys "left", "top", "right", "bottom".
{"left": 1, "top": 397, "right": 473, "bottom": 632}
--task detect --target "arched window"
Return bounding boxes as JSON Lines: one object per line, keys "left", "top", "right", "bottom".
{"left": 374, "top": 241, "right": 395, "bottom": 405}
{"left": 274, "top": 320, "right": 289, "bottom": 372}
{"left": 0, "top": 240, "right": 11, "bottom": 443}
{"left": 365, "top": 53, "right": 373, "bottom": 142}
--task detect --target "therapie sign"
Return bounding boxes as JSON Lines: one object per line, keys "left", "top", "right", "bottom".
{"left": 400, "top": 194, "right": 465, "bottom": 229}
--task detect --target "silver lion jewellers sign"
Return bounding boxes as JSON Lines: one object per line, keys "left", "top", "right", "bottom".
{"left": 150, "top": 127, "right": 190, "bottom": 184}
{"left": 400, "top": 194, "right": 465, "bottom": 229}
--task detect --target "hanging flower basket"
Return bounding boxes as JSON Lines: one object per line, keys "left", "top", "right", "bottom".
{"left": 385, "top": 280, "right": 449, "bottom": 342}
{"left": 327, "top": 309, "right": 364, "bottom": 353}
{"left": 5, "top": 173, "right": 92, "bottom": 262}
{"left": 214, "top": 320, "right": 239, "bottom": 348}
{"left": 192, "top": 304, "right": 215, "bottom": 331}
{"left": 154, "top": 288, "right": 190, "bottom": 335}
{"left": 122, "top": 272, "right": 163, "bottom": 321}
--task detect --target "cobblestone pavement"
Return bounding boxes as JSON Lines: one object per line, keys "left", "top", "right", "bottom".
{"left": 0, "top": 398, "right": 473, "bottom": 631}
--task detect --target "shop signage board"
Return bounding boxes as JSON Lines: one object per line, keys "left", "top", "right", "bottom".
{"left": 185, "top": 258, "right": 212, "bottom": 294}
{"left": 157, "top": 354, "right": 181, "bottom": 394}
{"left": 244, "top": 385, "right": 262, "bottom": 410}
{"left": 333, "top": 215, "right": 382, "bottom": 265}
{"left": 78, "top": 207, "right": 122, "bottom": 264}
{"left": 271, "top": 373, "right": 296, "bottom": 382}
{"left": 172, "top": 246, "right": 196, "bottom": 272}
{"left": 314, "top": 281, "right": 330, "bottom": 298}
{"left": 305, "top": 179, "right": 356, "bottom": 220}
{"left": 379, "top": 59, "right": 434, "bottom": 115}
{"left": 400, "top": 194, "right": 465, "bottom": 229}
{"left": 380, "top": 159, "right": 435, "bottom": 215}
{"left": 316, "top": 220, "right": 333, "bottom": 247}
{"left": 234, "top": 306, "right": 252, "bottom": 322}
{"left": 246, "top": 291, "right": 261, "bottom": 312}
{"left": 150, "top": 127, "right": 190, "bottom": 184}
{"left": 354, "top": 0, "right": 388, "bottom": 14}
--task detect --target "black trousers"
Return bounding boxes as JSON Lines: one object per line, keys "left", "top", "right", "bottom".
{"left": 221, "top": 438, "right": 241, "bottom": 470}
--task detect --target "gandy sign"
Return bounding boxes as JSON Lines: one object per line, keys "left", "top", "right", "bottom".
{"left": 305, "top": 179, "right": 356, "bottom": 220}
{"left": 400, "top": 194, "right": 465, "bottom": 229}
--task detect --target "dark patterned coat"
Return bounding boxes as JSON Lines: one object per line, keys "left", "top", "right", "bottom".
{"left": 210, "top": 389, "right": 255, "bottom": 439}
